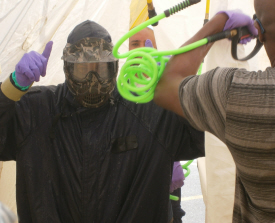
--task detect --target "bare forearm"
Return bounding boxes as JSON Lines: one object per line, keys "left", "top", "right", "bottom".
{"left": 165, "top": 13, "right": 228, "bottom": 77}
{"left": 154, "top": 13, "right": 229, "bottom": 116}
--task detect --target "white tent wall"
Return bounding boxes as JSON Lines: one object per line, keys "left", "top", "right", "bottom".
{"left": 0, "top": 0, "right": 270, "bottom": 221}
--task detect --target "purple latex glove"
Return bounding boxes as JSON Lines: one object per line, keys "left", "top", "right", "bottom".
{"left": 145, "top": 39, "right": 161, "bottom": 65}
{"left": 145, "top": 39, "right": 154, "bottom": 48}
{"left": 170, "top": 161, "right": 185, "bottom": 193}
{"left": 217, "top": 10, "right": 258, "bottom": 44}
{"left": 15, "top": 41, "right": 53, "bottom": 86}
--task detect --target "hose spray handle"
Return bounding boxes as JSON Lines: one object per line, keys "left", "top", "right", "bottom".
{"left": 230, "top": 26, "right": 263, "bottom": 61}
{"left": 205, "top": 26, "right": 263, "bottom": 61}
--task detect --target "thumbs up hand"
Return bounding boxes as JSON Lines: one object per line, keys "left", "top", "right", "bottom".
{"left": 15, "top": 41, "right": 53, "bottom": 86}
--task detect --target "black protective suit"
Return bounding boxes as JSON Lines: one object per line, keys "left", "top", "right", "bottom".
{"left": 0, "top": 83, "right": 204, "bottom": 223}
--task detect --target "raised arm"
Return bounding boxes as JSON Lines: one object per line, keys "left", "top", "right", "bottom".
{"left": 1, "top": 41, "right": 53, "bottom": 101}
{"left": 153, "top": 13, "right": 228, "bottom": 116}
{"left": 0, "top": 41, "right": 53, "bottom": 160}
{"left": 153, "top": 11, "right": 257, "bottom": 117}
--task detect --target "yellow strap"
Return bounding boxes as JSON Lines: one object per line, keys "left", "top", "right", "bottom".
{"left": 130, "top": 7, "right": 149, "bottom": 30}
{"left": 206, "top": 0, "right": 210, "bottom": 14}
{"left": 1, "top": 77, "right": 29, "bottom": 101}
{"left": 205, "top": 0, "right": 210, "bottom": 19}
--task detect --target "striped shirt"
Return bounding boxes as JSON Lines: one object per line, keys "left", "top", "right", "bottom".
{"left": 179, "top": 67, "right": 275, "bottom": 223}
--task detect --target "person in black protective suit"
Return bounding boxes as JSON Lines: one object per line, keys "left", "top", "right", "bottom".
{"left": 0, "top": 20, "right": 204, "bottom": 223}
{"left": 129, "top": 27, "right": 186, "bottom": 223}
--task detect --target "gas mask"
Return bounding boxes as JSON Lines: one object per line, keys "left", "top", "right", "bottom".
{"left": 62, "top": 37, "right": 118, "bottom": 108}
{"left": 64, "top": 61, "right": 118, "bottom": 107}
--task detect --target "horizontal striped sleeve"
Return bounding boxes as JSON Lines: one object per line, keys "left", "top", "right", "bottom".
{"left": 179, "top": 67, "right": 236, "bottom": 142}
{"left": 180, "top": 66, "right": 275, "bottom": 222}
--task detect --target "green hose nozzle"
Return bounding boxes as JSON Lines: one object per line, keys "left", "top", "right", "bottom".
{"left": 113, "top": 1, "right": 202, "bottom": 103}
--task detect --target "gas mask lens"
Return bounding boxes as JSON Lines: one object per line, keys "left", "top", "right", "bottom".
{"left": 66, "top": 61, "right": 118, "bottom": 83}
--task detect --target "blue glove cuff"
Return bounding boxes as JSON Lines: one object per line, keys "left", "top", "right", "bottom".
{"left": 12, "top": 71, "right": 30, "bottom": 91}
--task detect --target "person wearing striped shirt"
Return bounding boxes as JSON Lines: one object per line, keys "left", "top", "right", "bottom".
{"left": 154, "top": 1, "right": 275, "bottom": 222}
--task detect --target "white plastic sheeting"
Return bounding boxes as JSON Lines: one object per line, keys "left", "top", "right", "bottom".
{"left": 0, "top": 0, "right": 270, "bottom": 222}
{"left": 0, "top": 0, "right": 131, "bottom": 85}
